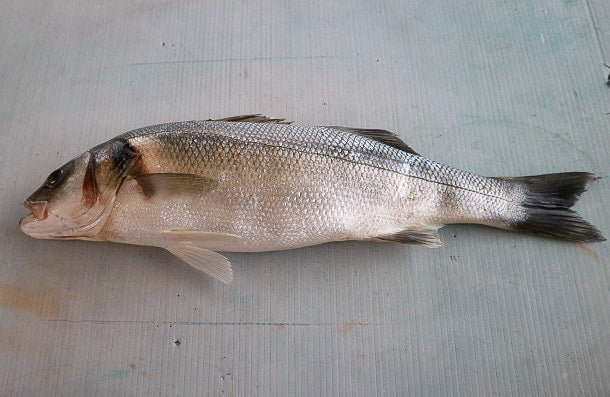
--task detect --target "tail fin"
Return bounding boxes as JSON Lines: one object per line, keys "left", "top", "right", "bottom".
{"left": 499, "top": 172, "right": 605, "bottom": 242}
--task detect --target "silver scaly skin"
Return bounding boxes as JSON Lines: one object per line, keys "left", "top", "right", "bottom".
{"left": 20, "top": 116, "right": 605, "bottom": 283}
{"left": 103, "top": 120, "right": 518, "bottom": 250}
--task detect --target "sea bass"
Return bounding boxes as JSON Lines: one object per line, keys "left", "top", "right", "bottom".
{"left": 20, "top": 115, "right": 605, "bottom": 283}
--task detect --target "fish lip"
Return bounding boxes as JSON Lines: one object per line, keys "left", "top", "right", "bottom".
{"left": 23, "top": 200, "right": 48, "bottom": 220}
{"left": 19, "top": 213, "right": 36, "bottom": 228}
{"left": 19, "top": 214, "right": 45, "bottom": 238}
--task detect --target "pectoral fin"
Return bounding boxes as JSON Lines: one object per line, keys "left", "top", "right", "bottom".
{"left": 167, "top": 242, "right": 233, "bottom": 284}
{"left": 134, "top": 173, "right": 217, "bottom": 198}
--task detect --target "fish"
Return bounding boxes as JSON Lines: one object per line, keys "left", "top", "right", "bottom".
{"left": 20, "top": 115, "right": 605, "bottom": 284}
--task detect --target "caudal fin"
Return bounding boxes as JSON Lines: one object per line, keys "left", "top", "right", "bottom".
{"left": 499, "top": 172, "right": 605, "bottom": 242}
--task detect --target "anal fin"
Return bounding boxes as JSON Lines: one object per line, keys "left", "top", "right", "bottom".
{"left": 375, "top": 225, "right": 443, "bottom": 248}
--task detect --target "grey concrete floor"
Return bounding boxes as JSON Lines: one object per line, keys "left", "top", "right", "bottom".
{"left": 1, "top": 1, "right": 609, "bottom": 395}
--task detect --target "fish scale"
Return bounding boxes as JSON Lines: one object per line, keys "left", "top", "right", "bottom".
{"left": 123, "top": 120, "right": 511, "bottom": 202}
{"left": 105, "top": 120, "right": 516, "bottom": 249}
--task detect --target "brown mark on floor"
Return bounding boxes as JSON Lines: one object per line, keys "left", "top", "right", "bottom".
{"left": 338, "top": 320, "right": 368, "bottom": 336}
{"left": 0, "top": 283, "right": 75, "bottom": 356}
{"left": 275, "top": 324, "right": 286, "bottom": 333}
{"left": 128, "top": 363, "right": 137, "bottom": 369}
{"left": 0, "top": 327, "right": 41, "bottom": 354}
{"left": 243, "top": 66, "right": 249, "bottom": 79}
{"left": 0, "top": 282, "right": 63, "bottom": 317}
{"left": 575, "top": 243, "right": 600, "bottom": 263}
{"left": 37, "top": 262, "right": 63, "bottom": 276}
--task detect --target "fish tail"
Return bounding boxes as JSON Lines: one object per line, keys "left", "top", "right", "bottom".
{"left": 498, "top": 172, "right": 605, "bottom": 242}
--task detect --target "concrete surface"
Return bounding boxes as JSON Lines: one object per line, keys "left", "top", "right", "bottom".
{"left": 0, "top": 0, "right": 609, "bottom": 395}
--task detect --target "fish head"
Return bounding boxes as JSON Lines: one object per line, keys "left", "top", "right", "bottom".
{"left": 20, "top": 139, "right": 138, "bottom": 239}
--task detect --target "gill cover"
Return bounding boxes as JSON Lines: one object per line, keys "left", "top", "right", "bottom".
{"left": 83, "top": 139, "right": 138, "bottom": 206}
{"left": 74, "top": 139, "right": 139, "bottom": 235}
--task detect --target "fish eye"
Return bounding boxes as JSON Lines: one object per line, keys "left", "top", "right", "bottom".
{"left": 45, "top": 169, "right": 63, "bottom": 188}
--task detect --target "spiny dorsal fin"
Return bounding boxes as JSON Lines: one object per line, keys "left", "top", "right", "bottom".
{"left": 211, "top": 114, "right": 293, "bottom": 124}
{"left": 374, "top": 225, "right": 443, "bottom": 248}
{"left": 328, "top": 126, "right": 419, "bottom": 155}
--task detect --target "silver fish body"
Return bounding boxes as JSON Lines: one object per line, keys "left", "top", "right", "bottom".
{"left": 20, "top": 116, "right": 605, "bottom": 283}
{"left": 101, "top": 121, "right": 513, "bottom": 251}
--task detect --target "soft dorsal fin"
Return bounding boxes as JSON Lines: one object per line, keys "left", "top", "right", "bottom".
{"left": 328, "top": 126, "right": 419, "bottom": 155}
{"left": 211, "top": 114, "right": 293, "bottom": 124}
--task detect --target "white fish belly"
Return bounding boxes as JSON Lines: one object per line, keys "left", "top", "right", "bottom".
{"left": 101, "top": 155, "right": 426, "bottom": 252}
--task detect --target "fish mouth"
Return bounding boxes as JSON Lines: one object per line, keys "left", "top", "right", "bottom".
{"left": 20, "top": 200, "right": 50, "bottom": 238}
{"left": 20, "top": 195, "right": 114, "bottom": 239}
{"left": 23, "top": 200, "right": 48, "bottom": 220}
{"left": 19, "top": 213, "right": 37, "bottom": 228}
{"left": 19, "top": 213, "right": 43, "bottom": 238}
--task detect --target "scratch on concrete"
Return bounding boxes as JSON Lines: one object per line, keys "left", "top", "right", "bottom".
{"left": 584, "top": 0, "right": 607, "bottom": 60}
{"left": 127, "top": 55, "right": 333, "bottom": 67}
